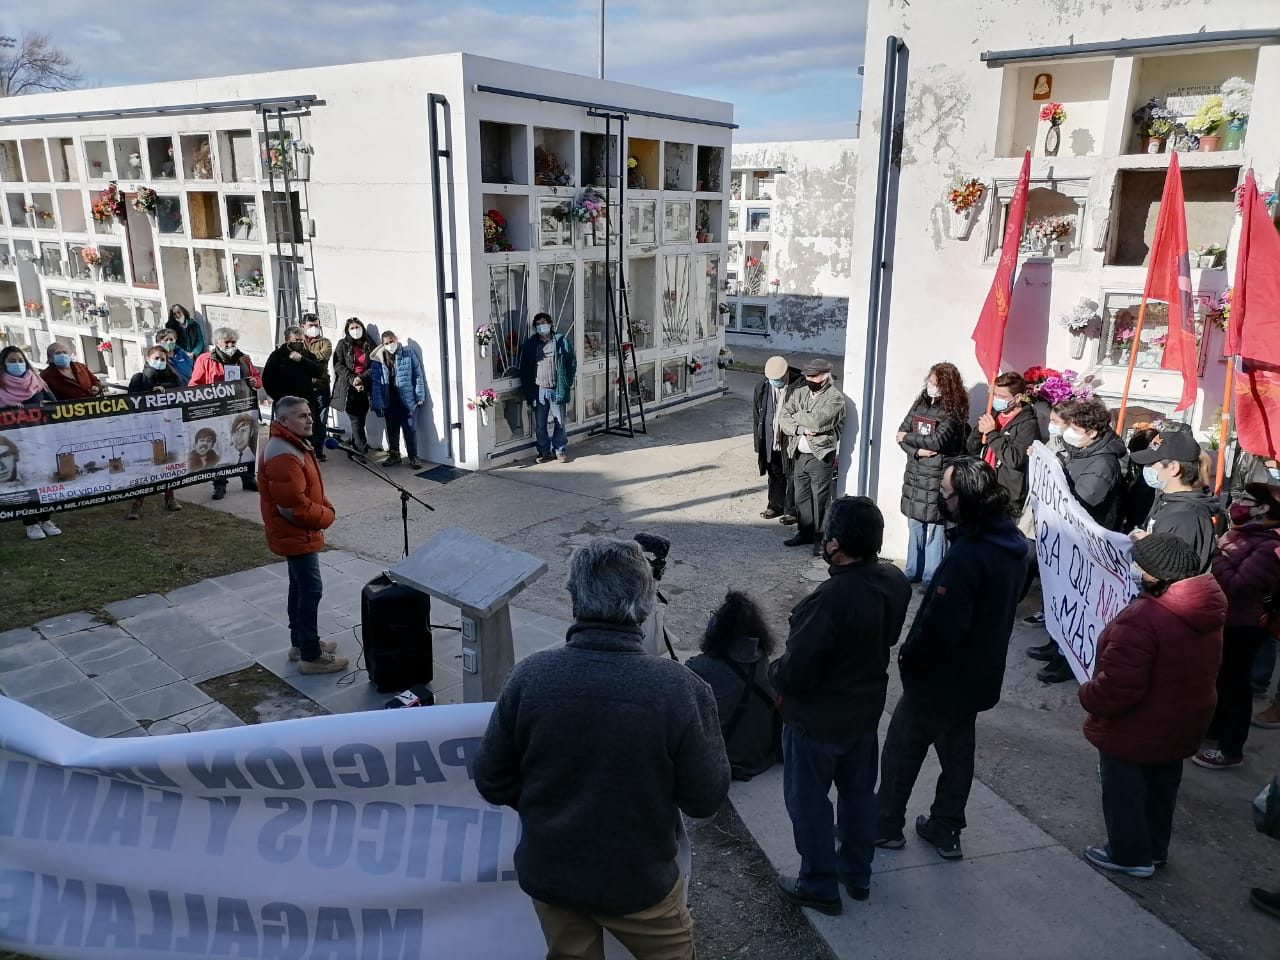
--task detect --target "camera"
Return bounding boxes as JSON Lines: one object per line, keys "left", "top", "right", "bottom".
{"left": 634, "top": 532, "right": 670, "bottom": 582}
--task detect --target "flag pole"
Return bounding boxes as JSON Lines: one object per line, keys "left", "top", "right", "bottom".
{"left": 1214, "top": 356, "right": 1236, "bottom": 494}
{"left": 1115, "top": 297, "right": 1149, "bottom": 431}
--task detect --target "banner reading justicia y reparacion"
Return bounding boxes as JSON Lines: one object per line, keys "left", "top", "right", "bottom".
{"left": 0, "top": 383, "right": 258, "bottom": 519}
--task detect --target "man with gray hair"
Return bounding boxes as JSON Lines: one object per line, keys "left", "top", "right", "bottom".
{"left": 475, "top": 537, "right": 730, "bottom": 959}
{"left": 190, "top": 326, "right": 262, "bottom": 500}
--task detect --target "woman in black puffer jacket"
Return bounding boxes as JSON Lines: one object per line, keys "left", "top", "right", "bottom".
{"left": 897, "top": 362, "right": 969, "bottom": 585}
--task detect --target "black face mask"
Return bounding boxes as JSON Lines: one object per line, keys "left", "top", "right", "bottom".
{"left": 937, "top": 494, "right": 955, "bottom": 523}
{"left": 821, "top": 538, "right": 839, "bottom": 564}
{"left": 807, "top": 379, "right": 826, "bottom": 393}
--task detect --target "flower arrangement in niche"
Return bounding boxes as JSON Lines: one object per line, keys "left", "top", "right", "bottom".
{"left": 23, "top": 299, "right": 41, "bottom": 314}
{"left": 466, "top": 388, "right": 497, "bottom": 411}
{"left": 1025, "top": 215, "right": 1075, "bottom": 247}
{"left": 131, "top": 187, "right": 157, "bottom": 213}
{"left": 1222, "top": 77, "right": 1253, "bottom": 122}
{"left": 686, "top": 359, "right": 703, "bottom": 374}
{"left": 1189, "top": 97, "right": 1225, "bottom": 142}
{"left": 91, "top": 182, "right": 125, "bottom": 222}
{"left": 571, "top": 189, "right": 605, "bottom": 223}
{"left": 96, "top": 340, "right": 112, "bottom": 354}
{"left": 1133, "top": 99, "right": 1175, "bottom": 142}
{"left": 1039, "top": 102, "right": 1066, "bottom": 126}
{"left": 262, "top": 134, "right": 294, "bottom": 175}
{"left": 474, "top": 324, "right": 496, "bottom": 346}
{"left": 534, "top": 145, "right": 572, "bottom": 187}
{"left": 627, "top": 156, "right": 644, "bottom": 189}
{"left": 1210, "top": 288, "right": 1231, "bottom": 330}
{"left": 483, "top": 209, "right": 513, "bottom": 252}
{"left": 1058, "top": 298, "right": 1099, "bottom": 332}
{"left": 80, "top": 246, "right": 101, "bottom": 267}
{"left": 1233, "top": 182, "right": 1278, "bottom": 213}
{"left": 947, "top": 178, "right": 984, "bottom": 214}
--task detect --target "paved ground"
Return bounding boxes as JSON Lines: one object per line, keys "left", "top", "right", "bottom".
{"left": 4, "top": 367, "right": 1275, "bottom": 959}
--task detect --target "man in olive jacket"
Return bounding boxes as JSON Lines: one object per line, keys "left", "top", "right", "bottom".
{"left": 771, "top": 497, "right": 912, "bottom": 914}
{"left": 779, "top": 357, "right": 846, "bottom": 554}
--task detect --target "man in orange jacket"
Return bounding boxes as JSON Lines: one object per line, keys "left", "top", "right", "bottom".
{"left": 259, "top": 395, "right": 348, "bottom": 674}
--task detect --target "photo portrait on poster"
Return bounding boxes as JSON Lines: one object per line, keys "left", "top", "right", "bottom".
{"left": 0, "top": 382, "right": 258, "bottom": 519}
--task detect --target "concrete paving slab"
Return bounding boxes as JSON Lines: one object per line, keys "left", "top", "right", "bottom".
{"left": 34, "top": 610, "right": 101, "bottom": 639}
{"left": 146, "top": 719, "right": 189, "bottom": 736}
{"left": 433, "top": 682, "right": 462, "bottom": 706}
{"left": 0, "top": 657, "right": 85, "bottom": 696}
{"left": 311, "top": 679, "right": 390, "bottom": 715}
{"left": 15, "top": 680, "right": 112, "bottom": 719}
{"left": 164, "top": 579, "right": 234, "bottom": 606}
{"left": 0, "top": 637, "right": 64, "bottom": 673}
{"left": 60, "top": 701, "right": 141, "bottom": 738}
{"left": 111, "top": 727, "right": 150, "bottom": 738}
{"left": 231, "top": 623, "right": 293, "bottom": 657}
{"left": 49, "top": 623, "right": 135, "bottom": 661}
{"left": 75, "top": 643, "right": 161, "bottom": 678}
{"left": 117, "top": 681, "right": 212, "bottom": 723}
{"left": 317, "top": 549, "right": 357, "bottom": 568}
{"left": 211, "top": 566, "right": 286, "bottom": 592}
{"left": 0, "top": 626, "right": 41, "bottom": 648}
{"left": 159, "top": 641, "right": 253, "bottom": 683}
{"left": 102, "top": 593, "right": 172, "bottom": 620}
{"left": 167, "top": 702, "right": 245, "bottom": 732}
{"left": 124, "top": 608, "right": 246, "bottom": 651}
{"left": 92, "top": 658, "right": 184, "bottom": 700}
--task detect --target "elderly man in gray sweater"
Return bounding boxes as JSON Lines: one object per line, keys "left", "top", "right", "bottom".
{"left": 475, "top": 537, "right": 730, "bottom": 960}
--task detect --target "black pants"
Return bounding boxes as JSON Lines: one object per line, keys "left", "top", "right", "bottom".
{"left": 765, "top": 452, "right": 795, "bottom": 514}
{"left": 1098, "top": 750, "right": 1182, "bottom": 867}
{"left": 310, "top": 385, "right": 331, "bottom": 445}
{"left": 876, "top": 691, "right": 977, "bottom": 835}
{"left": 1208, "top": 625, "right": 1268, "bottom": 758}
{"left": 346, "top": 390, "right": 370, "bottom": 451}
{"left": 793, "top": 452, "right": 834, "bottom": 541}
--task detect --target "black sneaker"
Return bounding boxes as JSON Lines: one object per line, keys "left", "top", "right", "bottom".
{"left": 761, "top": 507, "right": 782, "bottom": 519}
{"left": 383, "top": 453, "right": 402, "bottom": 467}
{"left": 1037, "top": 657, "right": 1075, "bottom": 684}
{"left": 784, "top": 535, "right": 815, "bottom": 547}
{"left": 916, "top": 815, "right": 963, "bottom": 860}
{"left": 774, "top": 876, "right": 841, "bottom": 916}
{"left": 840, "top": 876, "right": 870, "bottom": 901}
{"left": 874, "top": 832, "right": 905, "bottom": 850}
{"left": 1026, "top": 641, "right": 1058, "bottom": 661}
{"left": 1250, "top": 888, "right": 1280, "bottom": 919}
{"left": 779, "top": 514, "right": 799, "bottom": 525}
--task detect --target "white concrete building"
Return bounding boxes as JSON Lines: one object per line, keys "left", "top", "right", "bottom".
{"left": 844, "top": 2, "right": 1280, "bottom": 557}
{"left": 0, "top": 54, "right": 733, "bottom": 470}
{"left": 724, "top": 139, "right": 857, "bottom": 356}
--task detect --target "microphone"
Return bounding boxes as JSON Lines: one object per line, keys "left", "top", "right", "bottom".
{"left": 323, "top": 436, "right": 364, "bottom": 458}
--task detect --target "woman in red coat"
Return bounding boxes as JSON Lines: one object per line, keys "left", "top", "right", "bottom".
{"left": 42, "top": 343, "right": 103, "bottom": 400}
{"left": 1195, "top": 483, "right": 1280, "bottom": 768}
{"left": 1079, "top": 533, "right": 1226, "bottom": 878}
{"left": 190, "top": 326, "right": 261, "bottom": 501}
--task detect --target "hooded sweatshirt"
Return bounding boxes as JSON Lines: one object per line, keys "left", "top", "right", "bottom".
{"left": 899, "top": 516, "right": 1030, "bottom": 714}
{"left": 1062, "top": 427, "right": 1128, "bottom": 530}
{"left": 1079, "top": 574, "right": 1226, "bottom": 764}
{"left": 1145, "top": 489, "right": 1226, "bottom": 574}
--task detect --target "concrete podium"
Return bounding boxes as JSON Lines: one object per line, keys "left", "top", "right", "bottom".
{"left": 387, "top": 527, "right": 548, "bottom": 702}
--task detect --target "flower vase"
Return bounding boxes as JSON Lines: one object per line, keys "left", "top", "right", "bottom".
{"left": 1223, "top": 118, "right": 1247, "bottom": 151}
{"left": 295, "top": 151, "right": 311, "bottom": 180}
{"left": 1070, "top": 330, "right": 1088, "bottom": 360}
{"left": 480, "top": 408, "right": 489, "bottom": 427}
{"left": 93, "top": 265, "right": 102, "bottom": 282}
{"left": 479, "top": 343, "right": 487, "bottom": 358}
{"left": 1198, "top": 135, "right": 1223, "bottom": 153}
{"left": 950, "top": 208, "right": 978, "bottom": 240}
{"left": 1053, "top": 240, "right": 1069, "bottom": 257}
{"left": 1044, "top": 123, "right": 1061, "bottom": 157}
{"left": 1141, "top": 136, "right": 1166, "bottom": 154}
{"left": 24, "top": 213, "right": 34, "bottom": 229}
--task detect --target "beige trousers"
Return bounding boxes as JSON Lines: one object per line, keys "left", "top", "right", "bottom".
{"left": 531, "top": 877, "right": 696, "bottom": 960}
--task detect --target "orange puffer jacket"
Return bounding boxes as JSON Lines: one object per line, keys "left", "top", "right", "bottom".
{"left": 259, "top": 422, "right": 334, "bottom": 557}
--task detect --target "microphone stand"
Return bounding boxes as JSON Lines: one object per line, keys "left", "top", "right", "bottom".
{"left": 331, "top": 443, "right": 435, "bottom": 558}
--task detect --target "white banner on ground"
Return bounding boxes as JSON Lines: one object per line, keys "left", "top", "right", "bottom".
{"left": 1027, "top": 442, "right": 1137, "bottom": 683}
{"left": 0, "top": 697, "right": 686, "bottom": 959}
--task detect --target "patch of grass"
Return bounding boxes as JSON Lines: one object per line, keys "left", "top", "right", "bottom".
{"left": 0, "top": 502, "right": 275, "bottom": 627}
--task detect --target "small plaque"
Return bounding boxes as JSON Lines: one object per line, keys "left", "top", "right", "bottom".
{"left": 1032, "top": 73, "right": 1052, "bottom": 101}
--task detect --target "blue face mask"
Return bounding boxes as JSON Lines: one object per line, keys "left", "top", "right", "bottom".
{"left": 1142, "top": 465, "right": 1167, "bottom": 490}
{"left": 148, "top": 358, "right": 168, "bottom": 371}
{"left": 768, "top": 378, "right": 785, "bottom": 388}
{"left": 1269, "top": 468, "right": 1280, "bottom": 482}
{"left": 52, "top": 353, "right": 72, "bottom": 368}
{"left": 4, "top": 361, "right": 26, "bottom": 377}
{"left": 991, "top": 397, "right": 1011, "bottom": 413}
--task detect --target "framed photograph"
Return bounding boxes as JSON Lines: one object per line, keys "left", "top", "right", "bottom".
{"left": 538, "top": 199, "right": 572, "bottom": 249}
{"left": 628, "top": 200, "right": 656, "bottom": 246}
{"left": 664, "top": 200, "right": 692, "bottom": 243}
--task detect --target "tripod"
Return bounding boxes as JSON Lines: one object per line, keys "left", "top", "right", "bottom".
{"left": 335, "top": 447, "right": 435, "bottom": 557}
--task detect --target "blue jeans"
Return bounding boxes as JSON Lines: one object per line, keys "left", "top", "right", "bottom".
{"left": 385, "top": 392, "right": 418, "bottom": 459}
{"left": 534, "top": 388, "right": 567, "bottom": 456}
{"left": 286, "top": 552, "right": 324, "bottom": 660}
{"left": 904, "top": 518, "right": 947, "bottom": 585}
{"left": 781, "top": 724, "right": 879, "bottom": 899}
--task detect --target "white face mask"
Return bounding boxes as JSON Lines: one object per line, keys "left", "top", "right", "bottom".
{"left": 1062, "top": 427, "right": 1087, "bottom": 447}
{"left": 536, "top": 324, "right": 552, "bottom": 336}
{"left": 925, "top": 383, "right": 940, "bottom": 399}
{"left": 1047, "top": 422, "right": 1063, "bottom": 438}
{"left": 348, "top": 326, "right": 363, "bottom": 340}
{"left": 305, "top": 326, "right": 321, "bottom": 337}
{"left": 383, "top": 341, "right": 399, "bottom": 353}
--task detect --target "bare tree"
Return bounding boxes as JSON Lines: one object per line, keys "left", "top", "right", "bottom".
{"left": 0, "top": 31, "right": 83, "bottom": 97}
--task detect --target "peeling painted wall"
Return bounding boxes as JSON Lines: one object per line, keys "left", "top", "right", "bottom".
{"left": 726, "top": 139, "right": 857, "bottom": 355}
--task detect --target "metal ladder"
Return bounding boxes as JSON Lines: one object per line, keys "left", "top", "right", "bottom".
{"left": 259, "top": 106, "right": 316, "bottom": 338}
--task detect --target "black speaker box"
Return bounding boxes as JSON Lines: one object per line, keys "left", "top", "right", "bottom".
{"left": 361, "top": 573, "right": 433, "bottom": 693}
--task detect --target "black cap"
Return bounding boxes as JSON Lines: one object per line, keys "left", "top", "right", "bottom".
{"left": 1132, "top": 533, "right": 1202, "bottom": 583}
{"left": 1129, "top": 429, "right": 1202, "bottom": 465}
{"left": 802, "top": 358, "right": 833, "bottom": 377}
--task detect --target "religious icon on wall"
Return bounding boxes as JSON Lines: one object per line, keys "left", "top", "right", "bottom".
{"left": 1033, "top": 74, "right": 1053, "bottom": 100}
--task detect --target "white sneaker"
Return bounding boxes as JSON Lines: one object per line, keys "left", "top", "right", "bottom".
{"left": 39, "top": 520, "right": 62, "bottom": 537}
{"left": 25, "top": 524, "right": 46, "bottom": 541}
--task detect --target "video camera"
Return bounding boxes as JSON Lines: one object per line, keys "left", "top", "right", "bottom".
{"left": 634, "top": 532, "right": 670, "bottom": 582}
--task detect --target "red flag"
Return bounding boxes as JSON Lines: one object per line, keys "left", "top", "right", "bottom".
{"left": 1229, "top": 169, "right": 1280, "bottom": 364}
{"left": 1235, "top": 363, "right": 1280, "bottom": 459}
{"left": 1145, "top": 152, "right": 1197, "bottom": 411}
{"left": 972, "top": 151, "right": 1031, "bottom": 383}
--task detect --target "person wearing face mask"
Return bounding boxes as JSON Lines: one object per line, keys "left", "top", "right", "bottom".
{"left": 1077, "top": 533, "right": 1224, "bottom": 878}
{"left": 520, "top": 312, "right": 578, "bottom": 464}
{"left": 1128, "top": 428, "right": 1226, "bottom": 574}
{"left": 779, "top": 358, "right": 846, "bottom": 554}
{"left": 769, "top": 497, "right": 911, "bottom": 913}
{"left": 190, "top": 327, "right": 261, "bottom": 500}
{"left": 965, "top": 371, "right": 1040, "bottom": 516}
{"left": 0, "top": 345, "right": 61, "bottom": 541}
{"left": 896, "top": 362, "right": 969, "bottom": 587}
{"left": 1119, "top": 426, "right": 1160, "bottom": 534}
{"left": 753, "top": 356, "right": 803, "bottom": 523}
{"left": 42, "top": 343, "right": 102, "bottom": 400}
{"left": 165, "top": 303, "right": 207, "bottom": 356}
{"left": 876, "top": 457, "right": 1028, "bottom": 861}
{"left": 331, "top": 318, "right": 377, "bottom": 454}
{"left": 369, "top": 330, "right": 427, "bottom": 469}
{"left": 300, "top": 313, "right": 333, "bottom": 457}
{"left": 1188, "top": 485, "right": 1280, "bottom": 769}
{"left": 262, "top": 327, "right": 325, "bottom": 413}
{"left": 155, "top": 328, "right": 194, "bottom": 384}
{"left": 125, "top": 346, "right": 183, "bottom": 518}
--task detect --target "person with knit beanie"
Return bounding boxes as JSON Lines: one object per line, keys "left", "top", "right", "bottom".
{"left": 1078, "top": 533, "right": 1226, "bottom": 879}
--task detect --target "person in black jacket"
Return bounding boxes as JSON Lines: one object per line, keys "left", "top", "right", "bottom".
{"left": 1130, "top": 428, "right": 1225, "bottom": 574}
{"left": 771, "top": 497, "right": 912, "bottom": 914}
{"left": 1119, "top": 426, "right": 1160, "bottom": 533}
{"left": 164, "top": 303, "right": 206, "bottom": 356}
{"left": 125, "top": 345, "right": 183, "bottom": 519}
{"left": 876, "top": 457, "right": 1029, "bottom": 860}
{"left": 753, "top": 356, "right": 803, "bottom": 522}
{"left": 965, "top": 371, "right": 1040, "bottom": 515}
{"left": 262, "top": 327, "right": 326, "bottom": 407}
{"left": 898, "top": 361, "right": 969, "bottom": 586}
{"left": 687, "top": 590, "right": 780, "bottom": 781}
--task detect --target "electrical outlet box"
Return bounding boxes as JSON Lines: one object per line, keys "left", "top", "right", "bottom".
{"left": 462, "top": 648, "right": 478, "bottom": 674}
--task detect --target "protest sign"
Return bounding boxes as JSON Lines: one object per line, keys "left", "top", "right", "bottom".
{"left": 0, "top": 696, "right": 687, "bottom": 959}
{"left": 0, "top": 382, "right": 257, "bottom": 519}
{"left": 1027, "top": 442, "right": 1138, "bottom": 683}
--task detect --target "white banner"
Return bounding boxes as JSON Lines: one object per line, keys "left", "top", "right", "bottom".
{"left": 0, "top": 697, "right": 686, "bottom": 959}
{"left": 1027, "top": 442, "right": 1137, "bottom": 683}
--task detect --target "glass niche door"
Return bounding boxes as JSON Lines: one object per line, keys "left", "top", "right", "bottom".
{"left": 487, "top": 262, "right": 529, "bottom": 383}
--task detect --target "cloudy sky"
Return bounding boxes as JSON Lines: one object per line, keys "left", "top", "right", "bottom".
{"left": 3, "top": 1, "right": 865, "bottom": 142}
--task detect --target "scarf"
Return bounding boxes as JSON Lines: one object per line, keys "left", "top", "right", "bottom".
{"left": 982, "top": 410, "right": 1016, "bottom": 468}
{"left": 0, "top": 365, "right": 48, "bottom": 407}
